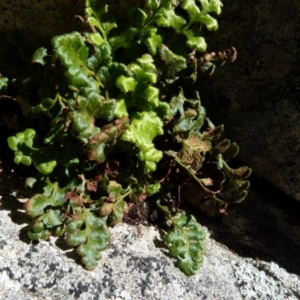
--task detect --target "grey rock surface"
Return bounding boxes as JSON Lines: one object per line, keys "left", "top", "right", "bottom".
{"left": 0, "top": 217, "right": 242, "bottom": 300}
{"left": 1, "top": 169, "right": 300, "bottom": 300}
{"left": 200, "top": 0, "right": 300, "bottom": 201}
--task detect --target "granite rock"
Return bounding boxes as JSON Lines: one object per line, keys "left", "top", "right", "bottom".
{"left": 0, "top": 205, "right": 299, "bottom": 300}
{"left": 200, "top": 0, "right": 300, "bottom": 201}
{"left": 0, "top": 169, "right": 300, "bottom": 299}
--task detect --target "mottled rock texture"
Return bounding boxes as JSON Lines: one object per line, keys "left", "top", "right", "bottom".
{"left": 201, "top": 0, "right": 300, "bottom": 201}
{"left": 1, "top": 168, "right": 300, "bottom": 299}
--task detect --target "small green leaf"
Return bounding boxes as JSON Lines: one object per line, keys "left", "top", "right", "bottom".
{"left": 31, "top": 47, "right": 48, "bottom": 65}
{"left": 145, "top": 0, "right": 160, "bottom": 10}
{"left": 28, "top": 230, "right": 51, "bottom": 241}
{"left": 181, "top": 0, "right": 201, "bottom": 22}
{"left": 39, "top": 209, "right": 63, "bottom": 227}
{"left": 25, "top": 179, "right": 65, "bottom": 218}
{"left": 69, "top": 111, "right": 100, "bottom": 143}
{"left": 164, "top": 212, "right": 206, "bottom": 276}
{"left": 65, "top": 67, "right": 96, "bottom": 90}
{"left": 155, "top": 8, "right": 186, "bottom": 31}
{"left": 143, "top": 27, "right": 163, "bottom": 55}
{"left": 14, "top": 152, "right": 32, "bottom": 165}
{"left": 198, "top": 14, "right": 219, "bottom": 31}
{"left": 200, "top": 0, "right": 223, "bottom": 15}
{"left": 102, "top": 20, "right": 117, "bottom": 35}
{"left": 85, "top": 32, "right": 106, "bottom": 46}
{"left": 98, "top": 99, "right": 116, "bottom": 121}
{"left": 121, "top": 111, "right": 164, "bottom": 171}
{"left": 66, "top": 209, "right": 110, "bottom": 270}
{"left": 134, "top": 83, "right": 160, "bottom": 109}
{"left": 52, "top": 32, "right": 89, "bottom": 70}
{"left": 107, "top": 181, "right": 122, "bottom": 199}
{"left": 8, "top": 129, "right": 57, "bottom": 174}
{"left": 114, "top": 98, "right": 128, "bottom": 118}
{"left": 109, "top": 27, "right": 138, "bottom": 50}
{"left": 146, "top": 183, "right": 161, "bottom": 196}
{"left": 7, "top": 136, "right": 20, "bottom": 152}
{"left": 184, "top": 29, "right": 207, "bottom": 52}
{"left": 85, "top": 1, "right": 109, "bottom": 33}
{"left": 181, "top": 0, "right": 221, "bottom": 31}
{"left": 87, "top": 44, "right": 112, "bottom": 72}
{"left": 81, "top": 91, "right": 103, "bottom": 117}
{"left": 116, "top": 76, "right": 137, "bottom": 93}
{"left": 129, "top": 54, "right": 158, "bottom": 84}
{"left": 34, "top": 157, "right": 57, "bottom": 175}
{"left": 0, "top": 76, "right": 8, "bottom": 94}
{"left": 97, "top": 62, "right": 128, "bottom": 88}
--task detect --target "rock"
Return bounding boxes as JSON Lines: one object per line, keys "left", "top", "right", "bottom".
{"left": 0, "top": 0, "right": 84, "bottom": 43}
{"left": 0, "top": 211, "right": 241, "bottom": 300}
{"left": 0, "top": 169, "right": 300, "bottom": 299}
{"left": 199, "top": 0, "right": 300, "bottom": 201}
{"left": 0, "top": 208, "right": 298, "bottom": 300}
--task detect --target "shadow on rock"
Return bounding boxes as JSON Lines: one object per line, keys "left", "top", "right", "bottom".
{"left": 193, "top": 174, "right": 300, "bottom": 278}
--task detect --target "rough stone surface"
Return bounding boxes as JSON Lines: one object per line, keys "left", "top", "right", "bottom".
{"left": 0, "top": 220, "right": 242, "bottom": 300}
{"left": 200, "top": 0, "right": 300, "bottom": 201}
{"left": 0, "top": 0, "right": 84, "bottom": 42}
{"left": 1, "top": 169, "right": 300, "bottom": 299}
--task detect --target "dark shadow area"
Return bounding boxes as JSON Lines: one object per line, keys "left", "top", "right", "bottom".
{"left": 18, "top": 226, "right": 39, "bottom": 245}
{"left": 191, "top": 172, "right": 300, "bottom": 277}
{"left": 0, "top": 1, "right": 85, "bottom": 45}
{"left": 249, "top": 174, "right": 300, "bottom": 219}
{"left": 55, "top": 237, "right": 83, "bottom": 266}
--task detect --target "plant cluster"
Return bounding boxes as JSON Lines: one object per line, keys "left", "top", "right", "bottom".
{"left": 0, "top": 0, "right": 251, "bottom": 276}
